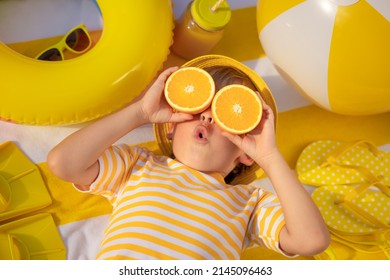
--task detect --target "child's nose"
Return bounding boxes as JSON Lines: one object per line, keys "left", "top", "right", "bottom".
{"left": 200, "top": 110, "right": 214, "bottom": 125}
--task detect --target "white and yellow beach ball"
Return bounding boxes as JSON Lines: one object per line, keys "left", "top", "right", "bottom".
{"left": 257, "top": 0, "right": 390, "bottom": 115}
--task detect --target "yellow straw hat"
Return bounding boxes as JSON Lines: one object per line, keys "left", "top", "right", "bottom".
{"left": 153, "top": 54, "right": 277, "bottom": 184}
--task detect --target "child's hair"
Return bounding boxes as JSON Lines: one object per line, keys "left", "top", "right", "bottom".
{"left": 154, "top": 54, "right": 278, "bottom": 185}
{"left": 205, "top": 66, "right": 257, "bottom": 92}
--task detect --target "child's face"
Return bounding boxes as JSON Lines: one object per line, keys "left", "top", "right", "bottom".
{"left": 171, "top": 107, "right": 250, "bottom": 177}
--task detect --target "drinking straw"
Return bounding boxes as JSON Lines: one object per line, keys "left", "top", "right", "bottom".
{"left": 211, "top": 0, "right": 225, "bottom": 12}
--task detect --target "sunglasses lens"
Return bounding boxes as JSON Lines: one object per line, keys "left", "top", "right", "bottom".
{"left": 66, "top": 28, "right": 90, "bottom": 52}
{"left": 37, "top": 48, "right": 62, "bottom": 61}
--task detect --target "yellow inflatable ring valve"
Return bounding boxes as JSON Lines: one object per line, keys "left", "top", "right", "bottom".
{"left": 0, "top": 0, "right": 174, "bottom": 125}
{"left": 257, "top": 0, "right": 390, "bottom": 115}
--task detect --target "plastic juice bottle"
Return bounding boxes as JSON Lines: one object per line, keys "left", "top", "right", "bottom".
{"left": 171, "top": 0, "right": 231, "bottom": 59}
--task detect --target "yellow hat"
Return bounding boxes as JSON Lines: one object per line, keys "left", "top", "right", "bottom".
{"left": 153, "top": 55, "right": 277, "bottom": 184}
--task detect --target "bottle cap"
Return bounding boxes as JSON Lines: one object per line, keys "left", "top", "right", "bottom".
{"left": 191, "top": 0, "right": 231, "bottom": 31}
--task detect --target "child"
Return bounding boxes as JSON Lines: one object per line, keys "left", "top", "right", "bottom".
{"left": 48, "top": 55, "right": 329, "bottom": 260}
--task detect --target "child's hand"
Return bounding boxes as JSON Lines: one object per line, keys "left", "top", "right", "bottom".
{"left": 139, "top": 67, "right": 193, "bottom": 124}
{"left": 222, "top": 97, "right": 278, "bottom": 167}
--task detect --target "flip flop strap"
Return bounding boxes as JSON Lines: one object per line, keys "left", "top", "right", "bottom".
{"left": 336, "top": 197, "right": 389, "bottom": 229}
{"left": 334, "top": 164, "right": 390, "bottom": 195}
{"left": 320, "top": 159, "right": 390, "bottom": 228}
{"left": 321, "top": 140, "right": 383, "bottom": 168}
{"left": 318, "top": 140, "right": 389, "bottom": 189}
{"left": 332, "top": 167, "right": 389, "bottom": 229}
{"left": 330, "top": 159, "right": 389, "bottom": 196}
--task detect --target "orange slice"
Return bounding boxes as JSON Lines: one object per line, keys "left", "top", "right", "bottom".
{"left": 164, "top": 67, "right": 215, "bottom": 114}
{"left": 211, "top": 85, "right": 263, "bottom": 134}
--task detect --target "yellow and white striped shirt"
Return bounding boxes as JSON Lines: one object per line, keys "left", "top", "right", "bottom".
{"left": 77, "top": 144, "right": 286, "bottom": 259}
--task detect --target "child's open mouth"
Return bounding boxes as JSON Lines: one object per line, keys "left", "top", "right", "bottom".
{"left": 194, "top": 125, "right": 209, "bottom": 142}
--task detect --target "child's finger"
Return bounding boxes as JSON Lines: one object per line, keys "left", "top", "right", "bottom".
{"left": 256, "top": 92, "right": 273, "bottom": 111}
{"left": 160, "top": 66, "right": 179, "bottom": 79}
{"left": 169, "top": 112, "right": 194, "bottom": 123}
{"left": 149, "top": 67, "right": 179, "bottom": 92}
{"left": 255, "top": 92, "right": 274, "bottom": 121}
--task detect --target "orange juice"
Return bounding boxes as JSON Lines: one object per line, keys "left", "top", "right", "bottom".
{"left": 171, "top": 0, "right": 231, "bottom": 59}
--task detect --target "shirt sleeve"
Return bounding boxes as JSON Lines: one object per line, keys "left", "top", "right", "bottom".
{"left": 245, "top": 189, "right": 294, "bottom": 257}
{"left": 73, "top": 144, "right": 139, "bottom": 204}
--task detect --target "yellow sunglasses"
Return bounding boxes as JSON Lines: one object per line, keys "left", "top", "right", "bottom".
{"left": 35, "top": 24, "right": 92, "bottom": 61}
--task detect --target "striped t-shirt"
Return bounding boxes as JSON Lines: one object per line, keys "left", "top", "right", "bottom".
{"left": 76, "top": 144, "right": 286, "bottom": 259}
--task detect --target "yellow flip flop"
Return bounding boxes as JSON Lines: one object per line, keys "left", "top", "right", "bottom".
{"left": 312, "top": 184, "right": 389, "bottom": 234}
{"left": 296, "top": 140, "right": 390, "bottom": 187}
{"left": 0, "top": 213, "right": 66, "bottom": 260}
{"left": 312, "top": 183, "right": 390, "bottom": 260}
{"left": 297, "top": 140, "right": 390, "bottom": 259}
{"left": 0, "top": 141, "right": 52, "bottom": 221}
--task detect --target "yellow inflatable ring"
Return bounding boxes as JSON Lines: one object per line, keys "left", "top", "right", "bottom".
{"left": 0, "top": 0, "right": 173, "bottom": 125}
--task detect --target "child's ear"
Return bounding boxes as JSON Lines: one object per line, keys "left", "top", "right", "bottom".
{"left": 239, "top": 154, "right": 254, "bottom": 166}
{"left": 167, "top": 123, "right": 175, "bottom": 140}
